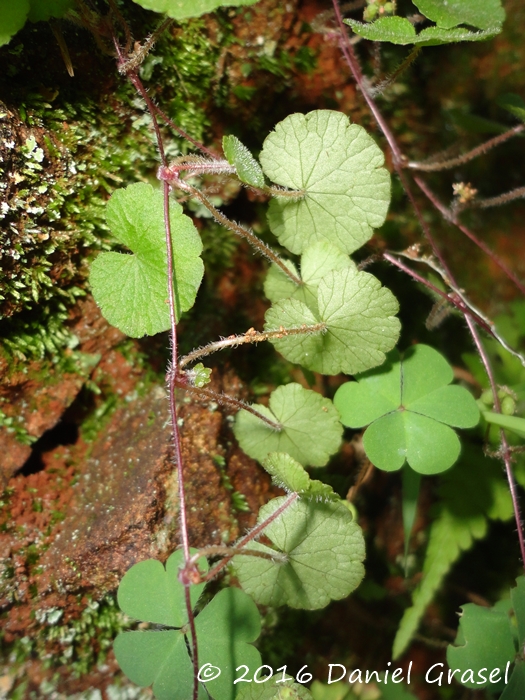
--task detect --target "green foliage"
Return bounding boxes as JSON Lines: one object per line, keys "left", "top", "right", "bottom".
{"left": 237, "top": 675, "right": 313, "bottom": 700}
{"left": 259, "top": 111, "right": 391, "bottom": 255}
{"left": 263, "top": 452, "right": 338, "bottom": 501}
{"left": 264, "top": 242, "right": 355, "bottom": 312}
{"left": 234, "top": 383, "right": 343, "bottom": 467}
{"left": 497, "top": 93, "right": 525, "bottom": 123}
{"left": 447, "top": 577, "right": 525, "bottom": 694}
{"left": 345, "top": 16, "right": 501, "bottom": 46}
{"left": 0, "top": 0, "right": 74, "bottom": 47}
{"left": 334, "top": 345, "right": 480, "bottom": 475}
{"left": 265, "top": 267, "right": 400, "bottom": 376}
{"left": 27, "top": 0, "right": 74, "bottom": 22}
{"left": 483, "top": 411, "right": 525, "bottom": 439}
{"left": 131, "top": 0, "right": 259, "bottom": 21}
{"left": 223, "top": 135, "right": 265, "bottom": 188}
{"left": 90, "top": 183, "right": 204, "bottom": 338}
{"left": 233, "top": 497, "right": 365, "bottom": 609}
{"left": 392, "top": 446, "right": 513, "bottom": 658}
{"left": 413, "top": 0, "right": 505, "bottom": 30}
{"left": 115, "top": 551, "right": 261, "bottom": 700}
{"left": 0, "top": 1, "right": 29, "bottom": 47}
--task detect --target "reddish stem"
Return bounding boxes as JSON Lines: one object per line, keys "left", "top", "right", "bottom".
{"left": 204, "top": 492, "right": 299, "bottom": 582}
{"left": 465, "top": 316, "right": 525, "bottom": 571}
{"left": 114, "top": 37, "right": 200, "bottom": 700}
{"left": 414, "top": 176, "right": 525, "bottom": 296}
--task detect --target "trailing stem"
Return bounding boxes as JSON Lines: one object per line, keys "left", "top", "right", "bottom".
{"left": 159, "top": 168, "right": 303, "bottom": 285}
{"left": 331, "top": 0, "right": 525, "bottom": 570}
{"left": 179, "top": 324, "right": 327, "bottom": 369}
{"left": 466, "top": 316, "right": 525, "bottom": 572}
{"left": 201, "top": 492, "right": 300, "bottom": 582}
{"left": 113, "top": 35, "right": 201, "bottom": 700}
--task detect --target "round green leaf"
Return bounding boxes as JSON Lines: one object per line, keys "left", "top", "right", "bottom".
{"left": 413, "top": 0, "right": 505, "bottom": 30}
{"left": 260, "top": 110, "right": 390, "bottom": 255}
{"left": 345, "top": 17, "right": 501, "bottom": 46}
{"left": 234, "top": 383, "right": 342, "bottom": 467}
{"left": 264, "top": 242, "right": 357, "bottom": 313}
{"left": 0, "top": 0, "right": 29, "bottom": 47}
{"left": 223, "top": 134, "right": 265, "bottom": 188}
{"left": 233, "top": 497, "right": 365, "bottom": 609}
{"left": 263, "top": 452, "right": 338, "bottom": 501}
{"left": 196, "top": 587, "right": 262, "bottom": 700}
{"left": 28, "top": 0, "right": 74, "bottom": 22}
{"left": 117, "top": 549, "right": 209, "bottom": 628}
{"left": 114, "top": 630, "right": 196, "bottom": 700}
{"left": 447, "top": 604, "right": 515, "bottom": 689}
{"left": 265, "top": 268, "right": 400, "bottom": 375}
{"left": 131, "top": 0, "right": 259, "bottom": 21}
{"left": 90, "top": 182, "right": 203, "bottom": 338}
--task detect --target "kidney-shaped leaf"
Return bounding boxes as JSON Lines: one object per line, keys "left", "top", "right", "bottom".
{"left": 345, "top": 17, "right": 501, "bottom": 46}
{"left": 334, "top": 345, "right": 480, "bottom": 475}
{"left": 413, "top": 0, "right": 505, "bottom": 30}
{"left": 260, "top": 110, "right": 390, "bottom": 255}
{"left": 233, "top": 497, "right": 365, "bottom": 609}
{"left": 131, "top": 0, "right": 259, "bottom": 21}
{"left": 264, "top": 242, "right": 357, "bottom": 314}
{"left": 223, "top": 134, "right": 265, "bottom": 188}
{"left": 234, "top": 383, "right": 342, "bottom": 467}
{"left": 90, "top": 182, "right": 203, "bottom": 338}
{"left": 265, "top": 268, "right": 400, "bottom": 375}
{"left": 117, "top": 550, "right": 208, "bottom": 628}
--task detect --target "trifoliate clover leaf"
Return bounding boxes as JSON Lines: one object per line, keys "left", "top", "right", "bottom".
{"left": 233, "top": 383, "right": 342, "bottom": 467}
{"left": 28, "top": 0, "right": 74, "bottom": 22}
{"left": 446, "top": 603, "right": 515, "bottom": 690}
{"left": 115, "top": 550, "right": 261, "bottom": 700}
{"left": 237, "top": 674, "right": 313, "bottom": 700}
{"left": 223, "top": 134, "right": 265, "bottom": 188}
{"left": 345, "top": 17, "right": 501, "bottom": 46}
{"left": 265, "top": 268, "right": 400, "bottom": 375}
{"left": 497, "top": 94, "right": 525, "bottom": 123}
{"left": 232, "top": 496, "right": 365, "bottom": 609}
{"left": 259, "top": 110, "right": 390, "bottom": 255}
{"left": 334, "top": 345, "right": 480, "bottom": 475}
{"left": 413, "top": 0, "right": 505, "bottom": 31}
{"left": 131, "top": 0, "right": 259, "bottom": 21}
{"left": 263, "top": 452, "right": 339, "bottom": 501}
{"left": 0, "top": 0, "right": 29, "bottom": 47}
{"left": 90, "top": 182, "right": 203, "bottom": 338}
{"left": 264, "top": 242, "right": 357, "bottom": 314}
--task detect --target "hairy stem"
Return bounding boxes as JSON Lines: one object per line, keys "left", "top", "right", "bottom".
{"left": 160, "top": 172, "right": 303, "bottom": 285}
{"left": 179, "top": 324, "right": 327, "bottom": 369}
{"left": 114, "top": 35, "right": 200, "bottom": 700}
{"left": 178, "top": 381, "right": 281, "bottom": 430}
{"left": 414, "top": 176, "right": 525, "bottom": 296}
{"left": 204, "top": 492, "right": 300, "bottom": 582}
{"left": 188, "top": 546, "right": 288, "bottom": 567}
{"left": 407, "top": 125, "right": 525, "bottom": 171}
{"left": 369, "top": 46, "right": 421, "bottom": 98}
{"left": 465, "top": 316, "right": 525, "bottom": 572}
{"left": 468, "top": 185, "right": 525, "bottom": 210}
